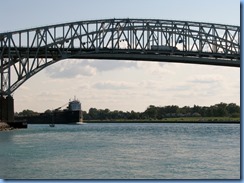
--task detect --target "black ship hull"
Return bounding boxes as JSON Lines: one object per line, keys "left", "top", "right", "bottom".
{"left": 15, "top": 110, "right": 82, "bottom": 124}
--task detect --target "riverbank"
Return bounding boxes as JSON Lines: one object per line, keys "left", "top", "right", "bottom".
{"left": 0, "top": 122, "right": 14, "bottom": 131}
{"left": 0, "top": 121, "right": 28, "bottom": 131}
{"left": 84, "top": 117, "right": 240, "bottom": 124}
{"left": 84, "top": 120, "right": 240, "bottom": 124}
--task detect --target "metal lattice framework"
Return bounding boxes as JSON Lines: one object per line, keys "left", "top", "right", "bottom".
{"left": 0, "top": 18, "right": 240, "bottom": 96}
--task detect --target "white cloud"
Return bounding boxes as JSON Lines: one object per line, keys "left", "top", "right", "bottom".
{"left": 45, "top": 59, "right": 138, "bottom": 79}
{"left": 188, "top": 74, "right": 223, "bottom": 84}
{"left": 93, "top": 81, "right": 134, "bottom": 90}
{"left": 45, "top": 59, "right": 97, "bottom": 78}
{"left": 162, "top": 85, "right": 191, "bottom": 92}
{"left": 90, "top": 60, "right": 137, "bottom": 72}
{"left": 136, "top": 62, "right": 174, "bottom": 75}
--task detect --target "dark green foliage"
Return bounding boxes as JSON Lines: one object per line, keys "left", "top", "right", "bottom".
{"left": 83, "top": 102, "right": 240, "bottom": 120}
{"left": 17, "top": 102, "right": 240, "bottom": 120}
{"left": 18, "top": 109, "right": 38, "bottom": 116}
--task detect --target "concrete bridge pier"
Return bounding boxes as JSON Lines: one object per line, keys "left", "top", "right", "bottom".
{"left": 0, "top": 96, "right": 14, "bottom": 122}
{"left": 0, "top": 96, "right": 27, "bottom": 128}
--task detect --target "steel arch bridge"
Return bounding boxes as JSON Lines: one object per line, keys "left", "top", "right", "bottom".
{"left": 0, "top": 18, "right": 240, "bottom": 97}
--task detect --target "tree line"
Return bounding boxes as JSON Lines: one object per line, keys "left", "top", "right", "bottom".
{"left": 16, "top": 102, "right": 240, "bottom": 120}
{"left": 83, "top": 102, "right": 240, "bottom": 120}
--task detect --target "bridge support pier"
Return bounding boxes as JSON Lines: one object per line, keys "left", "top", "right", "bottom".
{"left": 0, "top": 96, "right": 27, "bottom": 128}
{"left": 0, "top": 96, "right": 14, "bottom": 122}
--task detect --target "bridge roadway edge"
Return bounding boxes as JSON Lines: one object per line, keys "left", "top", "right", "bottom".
{"left": 67, "top": 53, "right": 240, "bottom": 67}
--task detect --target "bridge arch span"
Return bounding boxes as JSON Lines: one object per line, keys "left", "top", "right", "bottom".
{"left": 0, "top": 18, "right": 240, "bottom": 96}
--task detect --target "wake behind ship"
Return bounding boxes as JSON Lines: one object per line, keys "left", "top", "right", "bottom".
{"left": 15, "top": 98, "right": 83, "bottom": 124}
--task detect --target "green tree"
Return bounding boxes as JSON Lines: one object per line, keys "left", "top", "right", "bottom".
{"left": 144, "top": 105, "right": 158, "bottom": 119}
{"left": 214, "top": 103, "right": 228, "bottom": 117}
{"left": 84, "top": 102, "right": 239, "bottom": 120}
{"left": 88, "top": 108, "right": 99, "bottom": 119}
{"left": 192, "top": 105, "right": 202, "bottom": 114}
{"left": 19, "top": 109, "right": 38, "bottom": 116}
{"left": 226, "top": 103, "right": 240, "bottom": 116}
{"left": 179, "top": 106, "right": 191, "bottom": 115}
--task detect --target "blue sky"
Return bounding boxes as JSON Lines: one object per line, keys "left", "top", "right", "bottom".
{"left": 0, "top": 0, "right": 240, "bottom": 32}
{"left": 0, "top": 0, "right": 240, "bottom": 113}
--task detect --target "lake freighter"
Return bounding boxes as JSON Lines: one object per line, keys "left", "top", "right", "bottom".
{"left": 15, "top": 98, "right": 83, "bottom": 124}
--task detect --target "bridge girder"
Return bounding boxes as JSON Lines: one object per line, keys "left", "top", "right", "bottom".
{"left": 0, "top": 18, "right": 240, "bottom": 96}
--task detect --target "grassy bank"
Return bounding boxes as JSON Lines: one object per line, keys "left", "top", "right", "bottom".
{"left": 84, "top": 116, "right": 240, "bottom": 123}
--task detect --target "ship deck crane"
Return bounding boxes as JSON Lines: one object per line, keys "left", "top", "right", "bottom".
{"left": 54, "top": 102, "right": 69, "bottom": 111}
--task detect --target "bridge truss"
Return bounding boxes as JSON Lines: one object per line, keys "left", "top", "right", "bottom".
{"left": 0, "top": 18, "right": 240, "bottom": 96}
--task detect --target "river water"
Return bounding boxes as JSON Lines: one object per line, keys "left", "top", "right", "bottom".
{"left": 0, "top": 123, "right": 240, "bottom": 179}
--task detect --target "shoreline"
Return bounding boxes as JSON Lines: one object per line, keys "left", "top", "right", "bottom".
{"left": 0, "top": 122, "right": 14, "bottom": 131}
{"left": 0, "top": 120, "right": 239, "bottom": 131}
{"left": 84, "top": 120, "right": 240, "bottom": 124}
{"left": 0, "top": 121, "right": 27, "bottom": 131}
